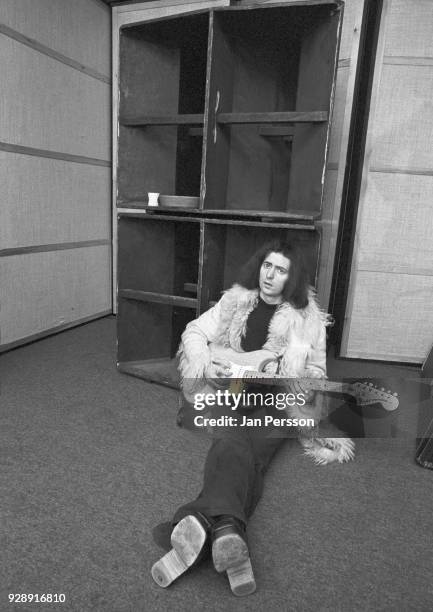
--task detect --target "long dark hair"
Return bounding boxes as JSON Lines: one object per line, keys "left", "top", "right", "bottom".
{"left": 236, "top": 241, "right": 310, "bottom": 309}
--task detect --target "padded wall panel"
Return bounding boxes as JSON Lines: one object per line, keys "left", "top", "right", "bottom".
{"left": 0, "top": 247, "right": 111, "bottom": 346}
{"left": 343, "top": 271, "right": 433, "bottom": 362}
{"left": 356, "top": 172, "right": 433, "bottom": 275}
{"left": 0, "top": 0, "right": 110, "bottom": 76}
{"left": 384, "top": 0, "right": 433, "bottom": 58}
{"left": 371, "top": 65, "right": 433, "bottom": 171}
{"left": 0, "top": 35, "right": 110, "bottom": 160}
{"left": 0, "top": 153, "right": 110, "bottom": 249}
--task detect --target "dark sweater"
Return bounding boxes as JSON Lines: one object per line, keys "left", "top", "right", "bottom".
{"left": 241, "top": 297, "right": 278, "bottom": 352}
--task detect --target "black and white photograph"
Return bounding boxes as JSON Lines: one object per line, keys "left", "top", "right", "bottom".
{"left": 1, "top": 0, "right": 433, "bottom": 610}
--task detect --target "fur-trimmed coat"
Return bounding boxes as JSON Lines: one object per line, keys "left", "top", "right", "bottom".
{"left": 178, "top": 285, "right": 354, "bottom": 465}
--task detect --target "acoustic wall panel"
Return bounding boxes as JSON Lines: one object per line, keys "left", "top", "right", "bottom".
{"left": 384, "top": 0, "right": 433, "bottom": 58}
{"left": 0, "top": 247, "right": 111, "bottom": 347}
{"left": 341, "top": 0, "right": 433, "bottom": 362}
{"left": 0, "top": 0, "right": 111, "bottom": 350}
{"left": 0, "top": 0, "right": 110, "bottom": 77}
{"left": 343, "top": 271, "right": 433, "bottom": 362}
{"left": 356, "top": 172, "right": 433, "bottom": 275}
{"left": 0, "top": 153, "right": 111, "bottom": 249}
{"left": 0, "top": 35, "right": 110, "bottom": 160}
{"left": 371, "top": 65, "right": 433, "bottom": 171}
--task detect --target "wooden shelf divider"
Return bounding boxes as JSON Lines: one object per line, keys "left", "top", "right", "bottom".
{"left": 201, "top": 209, "right": 318, "bottom": 223}
{"left": 120, "top": 289, "right": 197, "bottom": 309}
{"left": 217, "top": 111, "right": 328, "bottom": 124}
{"left": 120, "top": 114, "right": 204, "bottom": 126}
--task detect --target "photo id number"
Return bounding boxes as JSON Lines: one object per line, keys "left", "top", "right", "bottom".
{"left": 9, "top": 594, "right": 66, "bottom": 604}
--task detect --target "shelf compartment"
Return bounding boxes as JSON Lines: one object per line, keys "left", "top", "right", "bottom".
{"left": 118, "top": 13, "right": 209, "bottom": 201}
{"left": 120, "top": 114, "right": 204, "bottom": 127}
{"left": 204, "top": 123, "right": 294, "bottom": 214}
{"left": 203, "top": 3, "right": 341, "bottom": 214}
{"left": 117, "top": 215, "right": 200, "bottom": 298}
{"left": 200, "top": 220, "right": 321, "bottom": 311}
{"left": 117, "top": 299, "right": 196, "bottom": 364}
{"left": 119, "top": 13, "right": 209, "bottom": 117}
{"left": 118, "top": 123, "right": 203, "bottom": 200}
{"left": 120, "top": 289, "right": 197, "bottom": 309}
{"left": 217, "top": 111, "right": 328, "bottom": 124}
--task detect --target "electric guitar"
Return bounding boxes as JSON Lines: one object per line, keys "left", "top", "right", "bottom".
{"left": 183, "top": 344, "right": 399, "bottom": 411}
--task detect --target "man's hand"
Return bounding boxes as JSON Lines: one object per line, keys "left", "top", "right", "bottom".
{"left": 205, "top": 359, "right": 233, "bottom": 389}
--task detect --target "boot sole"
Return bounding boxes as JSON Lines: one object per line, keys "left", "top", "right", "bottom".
{"left": 151, "top": 515, "right": 207, "bottom": 588}
{"left": 212, "top": 533, "right": 256, "bottom": 596}
{"left": 227, "top": 558, "right": 257, "bottom": 596}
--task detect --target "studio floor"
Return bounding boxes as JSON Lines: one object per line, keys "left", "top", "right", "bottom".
{"left": 1, "top": 316, "right": 432, "bottom": 612}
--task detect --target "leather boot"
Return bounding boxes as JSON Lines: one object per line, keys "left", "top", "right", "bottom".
{"left": 211, "top": 516, "right": 256, "bottom": 596}
{"left": 151, "top": 512, "right": 212, "bottom": 588}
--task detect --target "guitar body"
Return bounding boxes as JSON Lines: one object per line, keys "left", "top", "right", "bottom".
{"left": 181, "top": 344, "right": 276, "bottom": 404}
{"left": 208, "top": 344, "right": 277, "bottom": 372}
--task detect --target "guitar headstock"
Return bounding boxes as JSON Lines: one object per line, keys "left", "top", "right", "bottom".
{"left": 350, "top": 382, "right": 399, "bottom": 411}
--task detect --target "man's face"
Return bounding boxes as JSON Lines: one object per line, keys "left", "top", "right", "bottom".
{"left": 259, "top": 252, "right": 291, "bottom": 304}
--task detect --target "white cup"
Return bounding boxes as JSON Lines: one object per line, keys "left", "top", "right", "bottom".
{"left": 148, "top": 192, "right": 160, "bottom": 207}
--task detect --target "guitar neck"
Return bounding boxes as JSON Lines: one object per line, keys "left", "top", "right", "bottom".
{"left": 303, "top": 379, "right": 351, "bottom": 395}
{"left": 232, "top": 370, "right": 398, "bottom": 410}
{"left": 240, "top": 373, "right": 352, "bottom": 396}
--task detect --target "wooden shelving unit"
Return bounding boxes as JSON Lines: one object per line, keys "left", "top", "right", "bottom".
{"left": 115, "top": 1, "right": 343, "bottom": 387}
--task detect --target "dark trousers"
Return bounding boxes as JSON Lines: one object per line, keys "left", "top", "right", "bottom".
{"left": 173, "top": 424, "right": 286, "bottom": 526}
